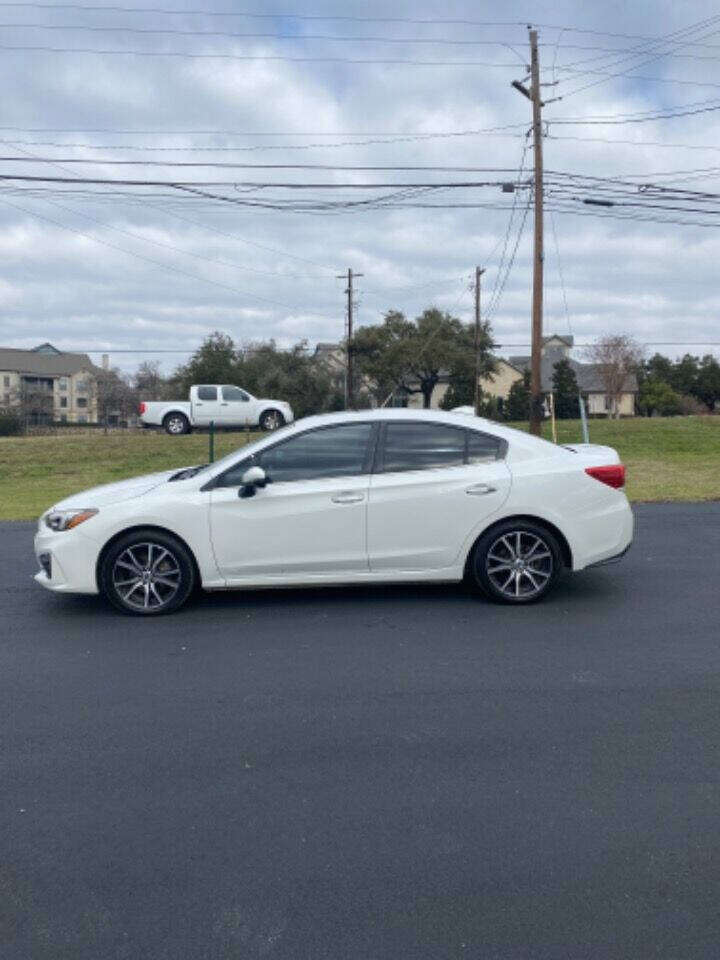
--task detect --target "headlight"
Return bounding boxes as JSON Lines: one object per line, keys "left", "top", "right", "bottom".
{"left": 44, "top": 508, "right": 98, "bottom": 532}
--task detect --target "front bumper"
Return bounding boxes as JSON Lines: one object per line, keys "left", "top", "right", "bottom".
{"left": 34, "top": 526, "right": 101, "bottom": 594}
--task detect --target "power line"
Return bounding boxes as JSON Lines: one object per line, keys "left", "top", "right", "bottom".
{"left": 0, "top": 5, "right": 526, "bottom": 26}
{"left": 3, "top": 138, "right": 344, "bottom": 273}
{"left": 7, "top": 20, "right": 720, "bottom": 63}
{"left": 0, "top": 128, "right": 528, "bottom": 153}
{"left": 548, "top": 133, "right": 720, "bottom": 153}
{"left": 0, "top": 156, "right": 527, "bottom": 172}
{"left": 0, "top": 43, "right": 523, "bottom": 66}
{"left": 551, "top": 14, "right": 720, "bottom": 98}
{"left": 0, "top": 192, "right": 331, "bottom": 309}
{"left": 0, "top": 22, "right": 528, "bottom": 45}
{"left": 486, "top": 197, "right": 532, "bottom": 321}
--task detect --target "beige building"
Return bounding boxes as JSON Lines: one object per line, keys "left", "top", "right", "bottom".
{"left": 0, "top": 342, "right": 102, "bottom": 425}
{"left": 482, "top": 335, "right": 638, "bottom": 417}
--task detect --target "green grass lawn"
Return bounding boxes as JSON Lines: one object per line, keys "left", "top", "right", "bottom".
{"left": 0, "top": 430, "right": 260, "bottom": 521}
{"left": 0, "top": 417, "right": 718, "bottom": 520}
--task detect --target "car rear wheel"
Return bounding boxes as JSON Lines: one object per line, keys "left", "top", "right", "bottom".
{"left": 163, "top": 412, "right": 190, "bottom": 435}
{"left": 260, "top": 409, "right": 285, "bottom": 431}
{"left": 100, "top": 530, "right": 196, "bottom": 615}
{"left": 471, "top": 520, "right": 563, "bottom": 604}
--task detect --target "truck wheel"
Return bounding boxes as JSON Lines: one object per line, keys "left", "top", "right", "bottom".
{"left": 260, "top": 409, "right": 285, "bottom": 432}
{"left": 163, "top": 412, "right": 190, "bottom": 435}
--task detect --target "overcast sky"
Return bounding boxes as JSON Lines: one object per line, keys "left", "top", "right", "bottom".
{"left": 1, "top": 0, "right": 720, "bottom": 374}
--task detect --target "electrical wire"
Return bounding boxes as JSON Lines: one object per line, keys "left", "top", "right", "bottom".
{"left": 486, "top": 197, "right": 532, "bottom": 321}
{"left": 0, "top": 43, "right": 523, "bottom": 66}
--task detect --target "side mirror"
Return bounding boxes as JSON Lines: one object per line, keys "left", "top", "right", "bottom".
{"left": 238, "top": 465, "right": 267, "bottom": 498}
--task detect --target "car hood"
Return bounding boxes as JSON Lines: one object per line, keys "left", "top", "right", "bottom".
{"left": 49, "top": 468, "right": 182, "bottom": 511}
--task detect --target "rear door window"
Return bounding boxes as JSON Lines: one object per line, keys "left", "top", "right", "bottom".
{"left": 197, "top": 386, "right": 217, "bottom": 401}
{"left": 379, "top": 423, "right": 466, "bottom": 472}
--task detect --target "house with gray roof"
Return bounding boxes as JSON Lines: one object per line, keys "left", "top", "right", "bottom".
{"left": 0, "top": 342, "right": 103, "bottom": 424}
{"left": 481, "top": 334, "right": 638, "bottom": 417}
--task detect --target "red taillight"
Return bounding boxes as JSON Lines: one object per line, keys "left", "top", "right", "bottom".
{"left": 139, "top": 402, "right": 146, "bottom": 415}
{"left": 585, "top": 464, "right": 625, "bottom": 489}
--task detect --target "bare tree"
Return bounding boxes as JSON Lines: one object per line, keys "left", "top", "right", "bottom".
{"left": 95, "top": 368, "right": 136, "bottom": 431}
{"left": 133, "top": 360, "right": 170, "bottom": 401}
{"left": 586, "top": 335, "right": 643, "bottom": 418}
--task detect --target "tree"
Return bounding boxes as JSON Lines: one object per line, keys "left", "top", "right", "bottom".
{"left": 440, "top": 369, "right": 475, "bottom": 409}
{"left": 551, "top": 359, "right": 580, "bottom": 419}
{"left": 134, "top": 360, "right": 170, "bottom": 401}
{"left": 586, "top": 335, "right": 643, "bottom": 418}
{"left": 693, "top": 354, "right": 720, "bottom": 411}
{"left": 671, "top": 353, "right": 699, "bottom": 396}
{"left": 95, "top": 368, "right": 136, "bottom": 430}
{"left": 239, "top": 340, "right": 339, "bottom": 419}
{"left": 352, "top": 307, "right": 496, "bottom": 408}
{"left": 642, "top": 352, "right": 675, "bottom": 384}
{"left": 638, "top": 378, "right": 683, "bottom": 417}
{"left": 506, "top": 369, "right": 531, "bottom": 421}
{"left": 173, "top": 331, "right": 237, "bottom": 391}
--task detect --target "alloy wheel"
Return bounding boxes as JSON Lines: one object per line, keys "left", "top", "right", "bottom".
{"left": 167, "top": 416, "right": 186, "bottom": 434}
{"left": 111, "top": 542, "right": 182, "bottom": 611}
{"left": 485, "top": 530, "right": 554, "bottom": 600}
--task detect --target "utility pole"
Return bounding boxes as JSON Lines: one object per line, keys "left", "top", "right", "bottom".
{"left": 512, "top": 27, "right": 544, "bottom": 436}
{"left": 337, "top": 267, "right": 363, "bottom": 409}
{"left": 473, "top": 266, "right": 486, "bottom": 417}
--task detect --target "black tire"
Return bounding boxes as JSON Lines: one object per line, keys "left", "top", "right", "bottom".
{"left": 471, "top": 519, "right": 563, "bottom": 604}
{"left": 163, "top": 412, "right": 190, "bottom": 435}
{"left": 259, "top": 409, "right": 285, "bottom": 432}
{"left": 99, "top": 529, "right": 197, "bottom": 616}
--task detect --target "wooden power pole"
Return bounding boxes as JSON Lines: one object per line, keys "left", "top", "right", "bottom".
{"left": 473, "top": 265, "right": 486, "bottom": 417}
{"left": 337, "top": 267, "right": 362, "bottom": 409}
{"left": 513, "top": 28, "right": 545, "bottom": 436}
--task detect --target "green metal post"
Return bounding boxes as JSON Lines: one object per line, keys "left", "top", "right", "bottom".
{"left": 209, "top": 419, "right": 215, "bottom": 463}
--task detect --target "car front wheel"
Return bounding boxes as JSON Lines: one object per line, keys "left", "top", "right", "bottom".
{"left": 100, "top": 530, "right": 196, "bottom": 615}
{"left": 471, "top": 521, "right": 563, "bottom": 604}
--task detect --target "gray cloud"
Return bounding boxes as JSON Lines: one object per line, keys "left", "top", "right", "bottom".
{"left": 1, "top": 0, "right": 720, "bottom": 374}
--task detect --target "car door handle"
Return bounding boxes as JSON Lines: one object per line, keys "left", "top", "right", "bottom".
{"left": 466, "top": 483, "right": 496, "bottom": 496}
{"left": 331, "top": 492, "right": 365, "bottom": 504}
{"left": 221, "top": 402, "right": 229, "bottom": 406}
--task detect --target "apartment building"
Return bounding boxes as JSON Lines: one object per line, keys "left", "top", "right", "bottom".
{"left": 0, "top": 342, "right": 102, "bottom": 424}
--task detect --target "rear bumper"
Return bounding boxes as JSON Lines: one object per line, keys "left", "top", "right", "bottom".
{"left": 570, "top": 498, "right": 634, "bottom": 571}
{"left": 586, "top": 541, "right": 632, "bottom": 568}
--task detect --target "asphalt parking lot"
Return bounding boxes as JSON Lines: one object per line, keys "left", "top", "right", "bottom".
{"left": 2, "top": 503, "right": 720, "bottom": 960}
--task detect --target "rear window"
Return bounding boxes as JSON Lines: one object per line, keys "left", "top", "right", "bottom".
{"left": 467, "top": 430, "right": 503, "bottom": 463}
{"left": 197, "top": 386, "right": 217, "bottom": 401}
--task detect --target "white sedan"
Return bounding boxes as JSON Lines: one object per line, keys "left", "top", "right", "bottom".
{"left": 34, "top": 410, "right": 633, "bottom": 615}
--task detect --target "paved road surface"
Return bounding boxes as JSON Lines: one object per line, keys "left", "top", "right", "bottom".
{"left": 2, "top": 504, "right": 719, "bottom": 960}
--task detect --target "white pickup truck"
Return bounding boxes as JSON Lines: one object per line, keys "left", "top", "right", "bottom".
{"left": 139, "top": 384, "right": 294, "bottom": 435}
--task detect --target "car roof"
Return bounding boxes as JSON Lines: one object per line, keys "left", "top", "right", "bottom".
{"left": 201, "top": 407, "right": 566, "bottom": 480}
{"left": 276, "top": 408, "right": 564, "bottom": 455}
